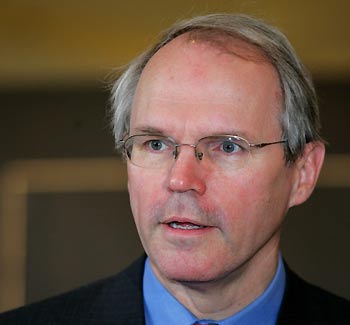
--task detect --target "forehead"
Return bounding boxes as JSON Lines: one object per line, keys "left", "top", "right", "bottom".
{"left": 130, "top": 33, "right": 282, "bottom": 139}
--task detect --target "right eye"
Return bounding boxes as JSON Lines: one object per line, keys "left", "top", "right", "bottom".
{"left": 139, "top": 137, "right": 173, "bottom": 153}
{"left": 148, "top": 139, "right": 166, "bottom": 151}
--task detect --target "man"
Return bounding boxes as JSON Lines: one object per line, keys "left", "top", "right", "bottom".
{"left": 0, "top": 13, "right": 348, "bottom": 324}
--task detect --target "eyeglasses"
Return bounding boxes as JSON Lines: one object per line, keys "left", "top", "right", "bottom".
{"left": 120, "top": 134, "right": 287, "bottom": 170}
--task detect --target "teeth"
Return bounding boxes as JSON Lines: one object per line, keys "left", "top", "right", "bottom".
{"left": 168, "top": 222, "right": 205, "bottom": 230}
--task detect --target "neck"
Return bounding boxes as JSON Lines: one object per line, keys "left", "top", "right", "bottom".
{"left": 152, "top": 239, "right": 280, "bottom": 320}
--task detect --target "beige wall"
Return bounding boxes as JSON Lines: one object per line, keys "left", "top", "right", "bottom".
{"left": 1, "top": 0, "right": 350, "bottom": 87}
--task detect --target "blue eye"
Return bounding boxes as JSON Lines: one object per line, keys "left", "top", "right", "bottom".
{"left": 149, "top": 140, "right": 164, "bottom": 151}
{"left": 221, "top": 140, "right": 241, "bottom": 153}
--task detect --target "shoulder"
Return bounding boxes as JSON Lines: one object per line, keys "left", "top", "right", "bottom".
{"left": 277, "top": 264, "right": 349, "bottom": 325}
{"left": 0, "top": 256, "right": 146, "bottom": 324}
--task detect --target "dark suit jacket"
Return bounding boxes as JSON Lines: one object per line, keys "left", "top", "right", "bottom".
{"left": 0, "top": 256, "right": 348, "bottom": 324}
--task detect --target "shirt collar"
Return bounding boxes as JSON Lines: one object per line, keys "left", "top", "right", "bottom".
{"left": 143, "top": 254, "right": 285, "bottom": 325}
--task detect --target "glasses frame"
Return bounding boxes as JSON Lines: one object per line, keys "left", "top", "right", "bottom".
{"left": 119, "top": 133, "right": 287, "bottom": 168}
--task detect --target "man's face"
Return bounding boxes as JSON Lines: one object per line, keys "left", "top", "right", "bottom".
{"left": 127, "top": 35, "right": 299, "bottom": 285}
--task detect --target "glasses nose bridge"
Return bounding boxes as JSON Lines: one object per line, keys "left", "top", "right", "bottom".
{"left": 173, "top": 143, "right": 203, "bottom": 160}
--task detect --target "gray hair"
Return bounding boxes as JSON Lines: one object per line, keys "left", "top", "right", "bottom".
{"left": 110, "top": 13, "right": 323, "bottom": 162}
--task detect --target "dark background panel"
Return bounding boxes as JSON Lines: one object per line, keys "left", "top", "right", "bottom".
{"left": 0, "top": 88, "right": 114, "bottom": 163}
{"left": 281, "top": 187, "right": 350, "bottom": 299}
{"left": 315, "top": 81, "right": 349, "bottom": 152}
{"left": 26, "top": 191, "right": 142, "bottom": 304}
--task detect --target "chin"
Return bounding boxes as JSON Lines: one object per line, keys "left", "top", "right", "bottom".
{"left": 152, "top": 253, "right": 226, "bottom": 284}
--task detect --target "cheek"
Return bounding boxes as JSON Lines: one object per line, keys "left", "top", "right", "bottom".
{"left": 209, "top": 166, "right": 291, "bottom": 231}
{"left": 206, "top": 173, "right": 252, "bottom": 242}
{"left": 127, "top": 165, "right": 167, "bottom": 225}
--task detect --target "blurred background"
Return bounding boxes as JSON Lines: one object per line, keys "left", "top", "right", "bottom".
{"left": 0, "top": 0, "right": 349, "bottom": 312}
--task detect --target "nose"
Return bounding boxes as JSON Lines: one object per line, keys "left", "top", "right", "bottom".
{"left": 168, "top": 146, "right": 206, "bottom": 195}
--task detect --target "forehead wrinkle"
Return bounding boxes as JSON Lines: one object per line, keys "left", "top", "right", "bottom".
{"left": 174, "top": 33, "right": 283, "bottom": 113}
{"left": 139, "top": 43, "right": 281, "bottom": 110}
{"left": 184, "top": 30, "right": 269, "bottom": 65}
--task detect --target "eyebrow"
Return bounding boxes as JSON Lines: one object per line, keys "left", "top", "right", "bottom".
{"left": 133, "top": 126, "right": 167, "bottom": 135}
{"left": 132, "top": 126, "right": 254, "bottom": 141}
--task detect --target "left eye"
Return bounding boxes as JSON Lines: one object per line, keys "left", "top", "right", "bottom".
{"left": 221, "top": 140, "right": 242, "bottom": 153}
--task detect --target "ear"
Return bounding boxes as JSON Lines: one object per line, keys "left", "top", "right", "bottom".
{"left": 288, "top": 141, "right": 325, "bottom": 208}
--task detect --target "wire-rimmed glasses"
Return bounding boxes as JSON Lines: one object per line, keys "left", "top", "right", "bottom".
{"left": 119, "top": 134, "right": 287, "bottom": 170}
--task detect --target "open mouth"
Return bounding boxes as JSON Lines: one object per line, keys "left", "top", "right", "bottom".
{"left": 167, "top": 221, "right": 207, "bottom": 230}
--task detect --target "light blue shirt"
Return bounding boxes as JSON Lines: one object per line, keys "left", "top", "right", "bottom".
{"left": 143, "top": 255, "right": 286, "bottom": 325}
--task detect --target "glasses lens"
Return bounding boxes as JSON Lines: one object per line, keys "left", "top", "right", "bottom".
{"left": 124, "top": 134, "right": 252, "bottom": 170}
{"left": 197, "top": 135, "right": 251, "bottom": 169}
{"left": 125, "top": 135, "right": 174, "bottom": 168}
